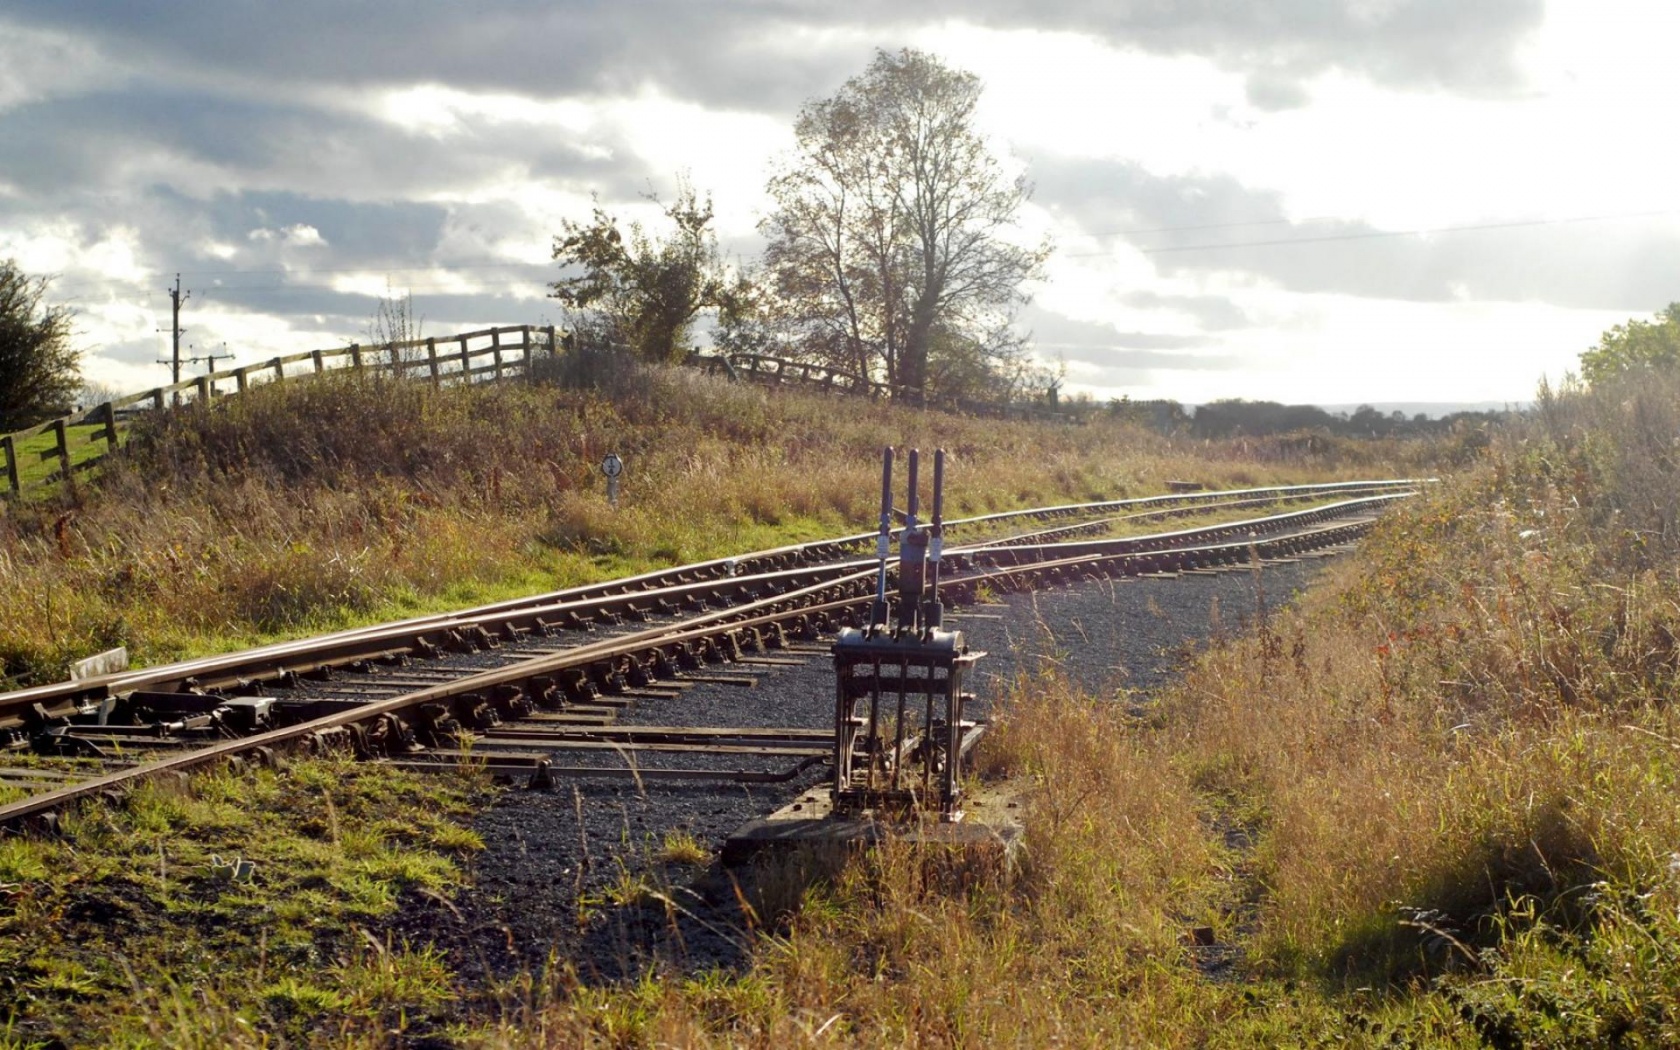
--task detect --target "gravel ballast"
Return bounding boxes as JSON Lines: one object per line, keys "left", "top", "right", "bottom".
{"left": 390, "top": 557, "right": 1334, "bottom": 984}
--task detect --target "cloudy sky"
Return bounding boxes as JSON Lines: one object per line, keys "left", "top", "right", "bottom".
{"left": 2, "top": 1, "right": 1676, "bottom": 407}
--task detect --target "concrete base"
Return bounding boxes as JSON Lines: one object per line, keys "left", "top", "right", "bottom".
{"left": 723, "top": 782, "right": 1028, "bottom": 867}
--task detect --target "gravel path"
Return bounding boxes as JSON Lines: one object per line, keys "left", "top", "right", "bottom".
{"left": 388, "top": 557, "right": 1333, "bottom": 986}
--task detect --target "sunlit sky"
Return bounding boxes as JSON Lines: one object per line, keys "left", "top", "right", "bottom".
{"left": 3, "top": 0, "right": 1677, "bottom": 406}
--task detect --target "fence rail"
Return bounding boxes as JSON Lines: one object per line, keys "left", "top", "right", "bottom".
{"left": 3, "top": 325, "right": 1086, "bottom": 502}
{"left": 1, "top": 325, "right": 558, "bottom": 500}
{"left": 720, "top": 351, "right": 1080, "bottom": 423}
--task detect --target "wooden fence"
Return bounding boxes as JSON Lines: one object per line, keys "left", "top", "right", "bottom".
{"left": 725, "top": 353, "right": 889, "bottom": 397}
{"left": 721, "top": 351, "right": 1083, "bottom": 423}
{"left": 1, "top": 324, "right": 558, "bottom": 500}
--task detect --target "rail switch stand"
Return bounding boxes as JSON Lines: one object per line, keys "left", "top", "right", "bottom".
{"left": 831, "top": 447, "right": 986, "bottom": 822}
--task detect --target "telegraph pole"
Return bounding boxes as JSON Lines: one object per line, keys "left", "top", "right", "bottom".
{"left": 157, "top": 274, "right": 189, "bottom": 404}
{"left": 186, "top": 343, "right": 232, "bottom": 394}
{"left": 168, "top": 274, "right": 188, "bottom": 386}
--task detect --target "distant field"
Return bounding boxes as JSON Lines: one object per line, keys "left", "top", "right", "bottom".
{"left": 8, "top": 422, "right": 119, "bottom": 490}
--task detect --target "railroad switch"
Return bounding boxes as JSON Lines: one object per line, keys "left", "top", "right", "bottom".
{"left": 831, "top": 447, "right": 986, "bottom": 822}
{"left": 726, "top": 448, "right": 1006, "bottom": 864}
{"left": 831, "top": 627, "right": 982, "bottom": 821}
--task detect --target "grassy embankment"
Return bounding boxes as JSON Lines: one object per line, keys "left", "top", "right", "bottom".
{"left": 0, "top": 362, "right": 1472, "bottom": 1047}
{"left": 0, "top": 362, "right": 1424, "bottom": 687}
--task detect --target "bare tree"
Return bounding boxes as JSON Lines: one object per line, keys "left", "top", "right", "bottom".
{"left": 367, "top": 284, "right": 423, "bottom": 374}
{"left": 761, "top": 48, "right": 1050, "bottom": 400}
{"left": 0, "top": 260, "right": 80, "bottom": 430}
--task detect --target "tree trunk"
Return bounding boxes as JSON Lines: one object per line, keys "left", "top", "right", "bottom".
{"left": 899, "top": 295, "right": 938, "bottom": 403}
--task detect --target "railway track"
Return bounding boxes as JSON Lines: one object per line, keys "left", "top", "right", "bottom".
{"left": 0, "top": 479, "right": 1420, "bottom": 831}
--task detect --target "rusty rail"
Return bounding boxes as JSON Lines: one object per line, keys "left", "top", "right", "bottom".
{"left": 0, "top": 492, "right": 1406, "bottom": 830}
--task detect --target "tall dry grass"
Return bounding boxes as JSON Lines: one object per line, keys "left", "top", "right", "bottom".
{"left": 461, "top": 367, "right": 1680, "bottom": 1046}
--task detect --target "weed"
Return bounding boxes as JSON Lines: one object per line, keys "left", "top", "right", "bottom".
{"left": 655, "top": 830, "right": 711, "bottom": 868}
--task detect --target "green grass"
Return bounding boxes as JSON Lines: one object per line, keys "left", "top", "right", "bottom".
{"left": 0, "top": 758, "right": 485, "bottom": 1047}
{"left": 6, "top": 422, "right": 119, "bottom": 491}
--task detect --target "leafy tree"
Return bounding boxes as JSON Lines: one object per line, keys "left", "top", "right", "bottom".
{"left": 760, "top": 48, "right": 1050, "bottom": 401}
{"left": 0, "top": 260, "right": 80, "bottom": 430}
{"left": 1579, "top": 303, "right": 1680, "bottom": 384}
{"left": 550, "top": 182, "right": 732, "bottom": 363}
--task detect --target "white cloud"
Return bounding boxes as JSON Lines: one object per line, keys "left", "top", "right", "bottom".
{"left": 247, "top": 224, "right": 328, "bottom": 247}
{"left": 0, "top": 21, "right": 122, "bottom": 111}
{"left": 3, "top": 0, "right": 1674, "bottom": 408}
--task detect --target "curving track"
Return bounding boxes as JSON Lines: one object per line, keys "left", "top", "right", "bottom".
{"left": 0, "top": 479, "right": 1421, "bottom": 830}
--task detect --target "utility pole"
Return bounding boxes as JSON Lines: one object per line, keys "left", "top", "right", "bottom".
{"left": 185, "top": 343, "right": 232, "bottom": 395}
{"left": 157, "top": 274, "right": 189, "bottom": 405}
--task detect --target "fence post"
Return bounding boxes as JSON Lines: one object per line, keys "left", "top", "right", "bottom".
{"left": 100, "top": 401, "right": 119, "bottom": 451}
{"left": 312, "top": 349, "right": 325, "bottom": 373}
{"left": 235, "top": 366, "right": 249, "bottom": 394}
{"left": 458, "top": 336, "right": 470, "bottom": 378}
{"left": 196, "top": 376, "right": 212, "bottom": 404}
{"left": 350, "top": 342, "right": 362, "bottom": 372}
{"left": 546, "top": 325, "right": 558, "bottom": 358}
{"left": 1, "top": 435, "right": 17, "bottom": 495}
{"left": 491, "top": 329, "right": 503, "bottom": 380}
{"left": 426, "top": 337, "right": 440, "bottom": 385}
{"left": 520, "top": 325, "right": 532, "bottom": 380}
{"left": 153, "top": 388, "right": 165, "bottom": 412}
{"left": 51, "top": 418, "right": 70, "bottom": 481}
{"left": 272, "top": 357, "right": 285, "bottom": 382}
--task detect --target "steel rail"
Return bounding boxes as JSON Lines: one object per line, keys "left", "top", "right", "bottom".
{"left": 0, "top": 479, "right": 1422, "bottom": 710}
{"left": 0, "top": 501, "right": 1394, "bottom": 829}
{"left": 0, "top": 481, "right": 1420, "bottom": 721}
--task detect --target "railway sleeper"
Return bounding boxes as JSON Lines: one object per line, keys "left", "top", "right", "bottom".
{"left": 559, "top": 669, "right": 599, "bottom": 704}
{"left": 489, "top": 683, "right": 533, "bottom": 719}
{"left": 450, "top": 693, "right": 501, "bottom": 732}
{"left": 305, "top": 723, "right": 366, "bottom": 758}
{"left": 548, "top": 611, "right": 596, "bottom": 632}
{"left": 356, "top": 713, "right": 422, "bottom": 758}
{"left": 527, "top": 675, "right": 565, "bottom": 710}
{"left": 587, "top": 663, "right": 626, "bottom": 696}
{"left": 651, "top": 649, "right": 681, "bottom": 679}
{"left": 413, "top": 702, "right": 464, "bottom": 746}
{"left": 675, "top": 643, "right": 703, "bottom": 672}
